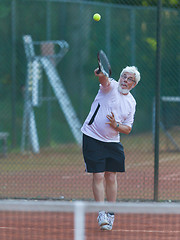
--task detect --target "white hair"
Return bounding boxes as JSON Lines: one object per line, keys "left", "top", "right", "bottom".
{"left": 120, "top": 66, "right": 141, "bottom": 84}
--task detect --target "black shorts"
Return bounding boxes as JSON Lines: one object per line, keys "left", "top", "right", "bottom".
{"left": 82, "top": 134, "right": 125, "bottom": 173}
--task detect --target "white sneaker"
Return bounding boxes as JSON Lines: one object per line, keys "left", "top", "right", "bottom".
{"left": 101, "top": 213, "right": 115, "bottom": 231}
{"left": 97, "top": 211, "right": 109, "bottom": 227}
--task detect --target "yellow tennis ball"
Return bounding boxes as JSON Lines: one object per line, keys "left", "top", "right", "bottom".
{"left": 93, "top": 13, "right": 101, "bottom": 22}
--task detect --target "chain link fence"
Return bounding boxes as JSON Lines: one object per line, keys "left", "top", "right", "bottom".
{"left": 0, "top": 0, "right": 180, "bottom": 201}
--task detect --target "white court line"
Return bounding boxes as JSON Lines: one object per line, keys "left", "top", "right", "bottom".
{"left": 160, "top": 172, "right": 180, "bottom": 180}
{"left": 1, "top": 226, "right": 179, "bottom": 234}
{"left": 112, "top": 229, "right": 180, "bottom": 234}
{"left": 159, "top": 157, "right": 180, "bottom": 164}
{"left": 0, "top": 227, "right": 36, "bottom": 230}
{"left": 126, "top": 156, "right": 179, "bottom": 170}
{"left": 0, "top": 227, "right": 17, "bottom": 229}
{"left": 162, "top": 172, "right": 180, "bottom": 177}
{"left": 74, "top": 228, "right": 180, "bottom": 234}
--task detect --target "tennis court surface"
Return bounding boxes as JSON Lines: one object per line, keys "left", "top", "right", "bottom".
{"left": 0, "top": 200, "right": 179, "bottom": 240}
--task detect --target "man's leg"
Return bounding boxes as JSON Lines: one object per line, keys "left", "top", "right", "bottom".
{"left": 92, "top": 172, "right": 105, "bottom": 201}
{"left": 104, "top": 171, "right": 117, "bottom": 202}
{"left": 93, "top": 172, "right": 109, "bottom": 227}
{"left": 101, "top": 172, "right": 117, "bottom": 230}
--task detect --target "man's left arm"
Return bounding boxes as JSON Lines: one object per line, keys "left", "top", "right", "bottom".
{"left": 106, "top": 112, "right": 132, "bottom": 134}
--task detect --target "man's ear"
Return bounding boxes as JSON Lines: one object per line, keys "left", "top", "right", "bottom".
{"left": 132, "top": 82, "right": 137, "bottom": 89}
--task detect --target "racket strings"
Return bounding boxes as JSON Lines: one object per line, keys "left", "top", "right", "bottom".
{"left": 98, "top": 51, "right": 111, "bottom": 77}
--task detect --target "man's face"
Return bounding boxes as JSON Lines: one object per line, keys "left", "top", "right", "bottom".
{"left": 119, "top": 72, "right": 136, "bottom": 91}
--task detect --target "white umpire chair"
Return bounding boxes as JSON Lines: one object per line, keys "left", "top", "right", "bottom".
{"left": 21, "top": 35, "right": 82, "bottom": 153}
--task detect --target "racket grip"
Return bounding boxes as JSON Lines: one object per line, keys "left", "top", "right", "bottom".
{"left": 96, "top": 68, "right": 101, "bottom": 74}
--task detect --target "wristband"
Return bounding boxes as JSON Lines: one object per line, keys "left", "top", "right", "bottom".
{"left": 115, "top": 123, "right": 119, "bottom": 129}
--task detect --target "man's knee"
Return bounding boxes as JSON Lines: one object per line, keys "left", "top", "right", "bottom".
{"left": 104, "top": 172, "right": 117, "bottom": 184}
{"left": 93, "top": 172, "right": 104, "bottom": 183}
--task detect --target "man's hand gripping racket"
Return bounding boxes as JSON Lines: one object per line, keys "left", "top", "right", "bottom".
{"left": 96, "top": 50, "right": 112, "bottom": 78}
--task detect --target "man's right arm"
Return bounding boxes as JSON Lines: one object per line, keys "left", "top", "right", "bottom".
{"left": 94, "top": 68, "right": 110, "bottom": 87}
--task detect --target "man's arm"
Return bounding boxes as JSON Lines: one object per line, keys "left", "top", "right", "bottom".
{"left": 94, "top": 68, "right": 110, "bottom": 87}
{"left": 106, "top": 112, "right": 132, "bottom": 135}
{"left": 114, "top": 123, "right": 132, "bottom": 135}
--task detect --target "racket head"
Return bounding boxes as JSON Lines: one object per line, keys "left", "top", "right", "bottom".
{"left": 97, "top": 50, "right": 111, "bottom": 77}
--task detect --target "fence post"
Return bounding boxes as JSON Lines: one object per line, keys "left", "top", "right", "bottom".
{"left": 154, "top": 0, "right": 162, "bottom": 202}
{"left": 11, "top": 0, "right": 17, "bottom": 148}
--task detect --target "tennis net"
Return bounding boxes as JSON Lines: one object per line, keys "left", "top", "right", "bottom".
{"left": 0, "top": 200, "right": 179, "bottom": 240}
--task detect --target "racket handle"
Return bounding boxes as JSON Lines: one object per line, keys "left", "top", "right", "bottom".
{"left": 96, "top": 68, "right": 101, "bottom": 74}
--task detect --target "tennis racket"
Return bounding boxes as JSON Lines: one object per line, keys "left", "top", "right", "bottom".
{"left": 96, "top": 50, "right": 111, "bottom": 77}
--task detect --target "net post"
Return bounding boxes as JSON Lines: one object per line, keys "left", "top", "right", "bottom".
{"left": 74, "top": 201, "right": 85, "bottom": 240}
